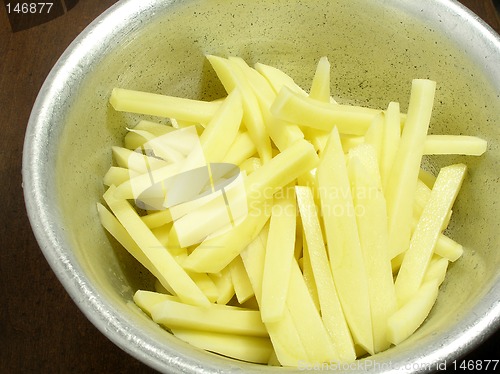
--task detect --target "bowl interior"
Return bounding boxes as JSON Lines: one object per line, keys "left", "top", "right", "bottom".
{"left": 40, "top": 0, "right": 500, "bottom": 371}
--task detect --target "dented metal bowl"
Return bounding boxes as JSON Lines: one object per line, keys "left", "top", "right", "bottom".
{"left": 23, "top": 0, "right": 500, "bottom": 372}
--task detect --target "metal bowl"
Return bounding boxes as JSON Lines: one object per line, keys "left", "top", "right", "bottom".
{"left": 23, "top": 0, "right": 500, "bottom": 372}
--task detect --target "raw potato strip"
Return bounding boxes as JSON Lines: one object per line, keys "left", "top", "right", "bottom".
{"left": 206, "top": 55, "right": 272, "bottom": 162}
{"left": 347, "top": 146, "right": 397, "bottom": 353}
{"left": 363, "top": 113, "right": 384, "bottom": 166}
{"left": 286, "top": 260, "right": 338, "bottom": 364}
{"left": 171, "top": 328, "right": 273, "bottom": 364}
{"left": 271, "top": 86, "right": 381, "bottom": 135}
{"left": 433, "top": 234, "right": 463, "bottom": 262}
{"left": 387, "top": 279, "right": 439, "bottom": 345}
{"left": 316, "top": 127, "right": 374, "bottom": 354}
{"left": 199, "top": 89, "right": 243, "bottom": 163}
{"left": 102, "top": 186, "right": 210, "bottom": 307}
{"left": 261, "top": 186, "right": 297, "bottom": 323}
{"left": 229, "top": 256, "right": 254, "bottom": 304}
{"left": 254, "top": 62, "right": 308, "bottom": 96}
{"left": 109, "top": 87, "right": 221, "bottom": 124}
{"left": 150, "top": 298, "right": 268, "bottom": 337}
{"left": 295, "top": 186, "right": 356, "bottom": 363}
{"left": 209, "top": 267, "right": 235, "bottom": 305}
{"left": 141, "top": 209, "right": 173, "bottom": 229}
{"left": 222, "top": 131, "right": 257, "bottom": 166}
{"left": 385, "top": 79, "right": 436, "bottom": 259}
{"left": 395, "top": 164, "right": 467, "bottom": 306}
{"left": 112, "top": 146, "right": 170, "bottom": 173}
{"left": 423, "top": 135, "right": 487, "bottom": 156}
{"left": 103, "top": 166, "right": 133, "bottom": 186}
{"left": 380, "top": 102, "right": 401, "bottom": 189}
{"left": 241, "top": 230, "right": 309, "bottom": 366}
{"left": 230, "top": 57, "right": 305, "bottom": 152}
{"left": 305, "top": 56, "right": 332, "bottom": 152}
{"left": 423, "top": 256, "right": 449, "bottom": 285}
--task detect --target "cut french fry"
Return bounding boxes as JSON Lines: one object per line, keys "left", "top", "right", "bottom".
{"left": 271, "top": 86, "right": 380, "bottom": 135}
{"left": 171, "top": 328, "right": 273, "bottom": 364}
{"left": 207, "top": 55, "right": 272, "bottom": 162}
{"left": 103, "top": 186, "right": 209, "bottom": 306}
{"left": 363, "top": 113, "right": 384, "bottom": 166}
{"left": 347, "top": 146, "right": 397, "bottom": 353}
{"left": 387, "top": 279, "right": 439, "bottom": 345}
{"left": 230, "top": 56, "right": 305, "bottom": 152}
{"left": 141, "top": 209, "right": 173, "bottom": 229}
{"left": 199, "top": 89, "right": 243, "bottom": 163}
{"left": 133, "top": 290, "right": 177, "bottom": 316}
{"left": 286, "top": 260, "right": 338, "bottom": 364}
{"left": 385, "top": 79, "right": 437, "bottom": 259}
{"left": 395, "top": 164, "right": 466, "bottom": 305}
{"left": 222, "top": 131, "right": 257, "bottom": 165}
{"left": 229, "top": 256, "right": 255, "bottom": 304}
{"left": 423, "top": 256, "right": 449, "bottom": 286}
{"left": 433, "top": 234, "right": 463, "bottom": 262}
{"left": 134, "top": 120, "right": 175, "bottom": 137}
{"left": 112, "top": 146, "right": 170, "bottom": 173}
{"left": 241, "top": 229, "right": 309, "bottom": 366}
{"left": 150, "top": 299, "right": 268, "bottom": 337}
{"left": 110, "top": 87, "right": 221, "bottom": 123}
{"left": 261, "top": 186, "right": 297, "bottom": 323}
{"left": 209, "top": 267, "right": 235, "bottom": 305}
{"left": 254, "top": 62, "right": 308, "bottom": 96}
{"left": 103, "top": 166, "right": 133, "bottom": 186}
{"left": 316, "top": 127, "right": 374, "bottom": 355}
{"left": 239, "top": 157, "right": 262, "bottom": 175}
{"left": 423, "top": 135, "right": 487, "bottom": 156}
{"left": 380, "top": 102, "right": 401, "bottom": 189}
{"left": 295, "top": 186, "right": 356, "bottom": 362}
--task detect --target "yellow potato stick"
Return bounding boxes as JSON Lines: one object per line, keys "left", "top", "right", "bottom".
{"left": 295, "top": 186, "right": 356, "bottom": 362}
{"left": 286, "top": 260, "right": 338, "bottom": 364}
{"left": 316, "top": 127, "right": 374, "bottom": 355}
{"left": 271, "top": 86, "right": 380, "bottom": 135}
{"left": 423, "top": 135, "right": 487, "bottom": 156}
{"left": 254, "top": 62, "right": 308, "bottom": 96}
{"left": 150, "top": 299, "right": 268, "bottom": 337}
{"left": 109, "top": 87, "right": 221, "bottom": 123}
{"left": 347, "top": 148, "right": 397, "bottom": 353}
{"left": 380, "top": 102, "right": 401, "bottom": 189}
{"left": 133, "top": 290, "right": 178, "bottom": 316}
{"left": 97, "top": 203, "right": 157, "bottom": 274}
{"left": 222, "top": 131, "right": 257, "bottom": 166}
{"left": 134, "top": 120, "right": 175, "bottom": 137}
{"left": 103, "top": 186, "right": 210, "bottom": 307}
{"left": 309, "top": 56, "right": 331, "bottom": 101}
{"left": 141, "top": 209, "right": 173, "bottom": 229}
{"left": 103, "top": 166, "right": 133, "bottom": 186}
{"left": 199, "top": 89, "right": 243, "bottom": 163}
{"left": 423, "top": 256, "right": 449, "bottom": 286}
{"left": 395, "top": 164, "right": 466, "bottom": 306}
{"left": 230, "top": 56, "right": 305, "bottom": 152}
{"left": 112, "top": 146, "right": 170, "bottom": 173}
{"left": 385, "top": 79, "right": 437, "bottom": 259}
{"left": 433, "top": 234, "right": 463, "bottom": 262}
{"left": 209, "top": 266, "right": 235, "bottom": 305}
{"left": 171, "top": 328, "right": 273, "bottom": 364}
{"left": 187, "top": 271, "right": 219, "bottom": 303}
{"left": 305, "top": 56, "right": 333, "bottom": 152}
{"left": 387, "top": 279, "right": 440, "bottom": 345}
{"left": 300, "top": 238, "right": 320, "bottom": 313}
{"left": 261, "top": 187, "right": 297, "bottom": 323}
{"left": 241, "top": 230, "right": 309, "bottom": 366}
{"left": 124, "top": 128, "right": 154, "bottom": 150}
{"left": 229, "top": 256, "right": 255, "bottom": 304}
{"left": 206, "top": 55, "right": 272, "bottom": 162}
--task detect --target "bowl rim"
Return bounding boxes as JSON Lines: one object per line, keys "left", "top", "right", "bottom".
{"left": 22, "top": 0, "right": 500, "bottom": 372}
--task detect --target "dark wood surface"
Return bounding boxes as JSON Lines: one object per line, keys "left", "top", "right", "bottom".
{"left": 1, "top": 1, "right": 498, "bottom": 372}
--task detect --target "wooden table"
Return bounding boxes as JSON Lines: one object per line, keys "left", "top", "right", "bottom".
{"left": 1, "top": 1, "right": 498, "bottom": 372}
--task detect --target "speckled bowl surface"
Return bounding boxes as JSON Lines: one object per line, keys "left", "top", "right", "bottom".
{"left": 23, "top": 0, "right": 499, "bottom": 372}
